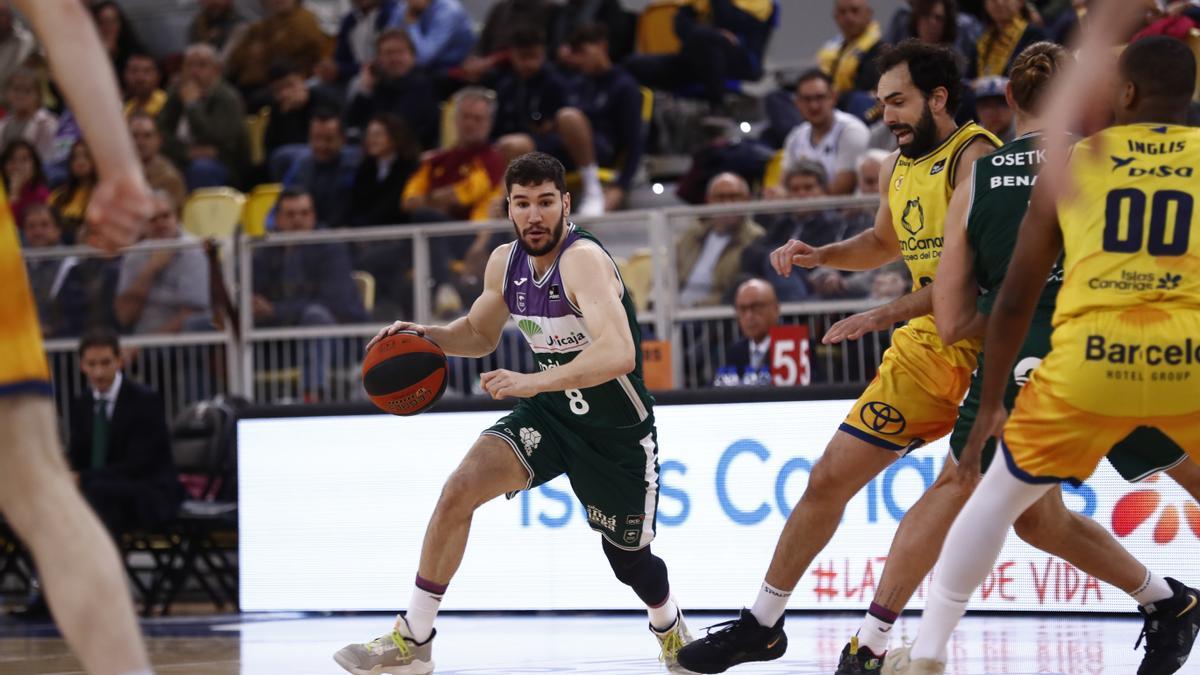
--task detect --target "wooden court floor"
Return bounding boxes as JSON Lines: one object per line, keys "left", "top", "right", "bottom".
{"left": 0, "top": 610, "right": 1156, "bottom": 674}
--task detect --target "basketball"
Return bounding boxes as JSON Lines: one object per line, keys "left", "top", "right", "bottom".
{"left": 361, "top": 331, "right": 448, "bottom": 416}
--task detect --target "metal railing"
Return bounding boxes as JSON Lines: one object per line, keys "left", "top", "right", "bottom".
{"left": 30, "top": 195, "right": 892, "bottom": 417}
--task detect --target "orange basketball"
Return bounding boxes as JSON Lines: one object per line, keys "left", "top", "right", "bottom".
{"left": 362, "top": 331, "right": 448, "bottom": 416}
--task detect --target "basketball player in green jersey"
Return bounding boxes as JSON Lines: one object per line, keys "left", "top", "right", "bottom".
{"left": 829, "top": 41, "right": 1200, "bottom": 675}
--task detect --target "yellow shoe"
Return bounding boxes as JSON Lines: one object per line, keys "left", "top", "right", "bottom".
{"left": 881, "top": 645, "right": 945, "bottom": 675}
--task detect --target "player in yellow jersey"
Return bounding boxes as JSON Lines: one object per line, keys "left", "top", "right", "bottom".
{"left": 0, "top": 2, "right": 155, "bottom": 674}
{"left": 677, "top": 41, "right": 1000, "bottom": 674}
{"left": 886, "top": 21, "right": 1200, "bottom": 675}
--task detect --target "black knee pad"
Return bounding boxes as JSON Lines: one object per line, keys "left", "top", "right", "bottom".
{"left": 602, "top": 539, "right": 670, "bottom": 606}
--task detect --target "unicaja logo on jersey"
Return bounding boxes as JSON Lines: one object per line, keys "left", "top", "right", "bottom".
{"left": 518, "top": 319, "right": 543, "bottom": 339}
{"left": 1112, "top": 475, "right": 1200, "bottom": 545}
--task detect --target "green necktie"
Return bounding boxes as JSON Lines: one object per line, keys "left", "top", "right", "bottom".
{"left": 91, "top": 398, "right": 109, "bottom": 469}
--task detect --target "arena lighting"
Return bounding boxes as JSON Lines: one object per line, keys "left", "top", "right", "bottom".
{"left": 652, "top": 183, "right": 665, "bottom": 195}
{"left": 739, "top": 121, "right": 752, "bottom": 133}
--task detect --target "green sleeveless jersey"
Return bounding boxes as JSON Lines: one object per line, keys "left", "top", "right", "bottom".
{"left": 966, "top": 132, "right": 1063, "bottom": 319}
{"left": 501, "top": 224, "right": 654, "bottom": 435}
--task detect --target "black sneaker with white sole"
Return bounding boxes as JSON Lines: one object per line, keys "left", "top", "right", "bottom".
{"left": 1136, "top": 577, "right": 1200, "bottom": 675}
{"left": 675, "top": 609, "right": 786, "bottom": 674}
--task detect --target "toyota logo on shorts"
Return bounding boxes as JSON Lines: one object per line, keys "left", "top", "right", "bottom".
{"left": 860, "top": 401, "right": 906, "bottom": 435}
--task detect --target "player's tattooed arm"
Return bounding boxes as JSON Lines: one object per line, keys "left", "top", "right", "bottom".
{"left": 933, "top": 169, "right": 985, "bottom": 345}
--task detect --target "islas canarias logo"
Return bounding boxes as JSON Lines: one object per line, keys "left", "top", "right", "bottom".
{"left": 1112, "top": 474, "right": 1200, "bottom": 544}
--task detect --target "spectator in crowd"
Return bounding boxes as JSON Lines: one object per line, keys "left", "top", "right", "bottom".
{"left": 334, "top": 0, "right": 400, "bottom": 84}
{"left": 884, "top": 0, "right": 980, "bottom": 62}
{"left": 188, "top": 0, "right": 249, "bottom": 52}
{"left": 43, "top": 108, "right": 81, "bottom": 185}
{"left": 90, "top": 1, "right": 145, "bottom": 76}
{"left": 0, "top": 1, "right": 34, "bottom": 104}
{"left": 129, "top": 114, "right": 187, "bottom": 209}
{"left": 348, "top": 114, "right": 421, "bottom": 318}
{"left": 750, "top": 161, "right": 859, "bottom": 300}
{"left": 252, "top": 188, "right": 367, "bottom": 397}
{"left": 856, "top": 148, "right": 888, "bottom": 195}
{"left": 779, "top": 69, "right": 870, "bottom": 196}
{"left": 281, "top": 112, "right": 361, "bottom": 227}
{"left": 973, "top": 75, "right": 1015, "bottom": 141}
{"left": 387, "top": 0, "right": 476, "bottom": 72}
{"left": 344, "top": 28, "right": 440, "bottom": 149}
{"left": 402, "top": 87, "right": 505, "bottom": 222}
{"left": 114, "top": 191, "right": 210, "bottom": 335}
{"left": 49, "top": 140, "right": 95, "bottom": 243}
{"left": 2, "top": 139, "right": 48, "bottom": 225}
{"left": 225, "top": 0, "right": 330, "bottom": 97}
{"left": 0, "top": 68, "right": 58, "bottom": 162}
{"left": 1046, "top": 0, "right": 1086, "bottom": 45}
{"left": 817, "top": 0, "right": 884, "bottom": 113}
{"left": 550, "top": 0, "right": 635, "bottom": 67}
{"left": 720, "top": 278, "right": 781, "bottom": 383}
{"left": 121, "top": 53, "right": 166, "bottom": 120}
{"left": 566, "top": 23, "right": 646, "bottom": 212}
{"left": 969, "top": 0, "right": 1046, "bottom": 78}
{"left": 676, "top": 172, "right": 765, "bottom": 308}
{"left": 23, "top": 204, "right": 75, "bottom": 337}
{"left": 473, "top": 0, "right": 556, "bottom": 59}
{"left": 264, "top": 61, "right": 343, "bottom": 169}
{"left": 158, "top": 43, "right": 251, "bottom": 189}
{"left": 24, "top": 203, "right": 118, "bottom": 336}
{"left": 486, "top": 24, "right": 606, "bottom": 215}
{"left": 348, "top": 114, "right": 420, "bottom": 227}
{"left": 626, "top": 0, "right": 777, "bottom": 109}
{"left": 67, "top": 328, "right": 184, "bottom": 551}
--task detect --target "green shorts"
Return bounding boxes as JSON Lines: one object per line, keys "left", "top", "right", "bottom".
{"left": 950, "top": 321, "right": 1187, "bottom": 481}
{"left": 483, "top": 400, "right": 660, "bottom": 550}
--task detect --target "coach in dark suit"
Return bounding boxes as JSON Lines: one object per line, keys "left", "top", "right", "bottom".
{"left": 724, "top": 278, "right": 780, "bottom": 380}
{"left": 68, "top": 329, "right": 184, "bottom": 536}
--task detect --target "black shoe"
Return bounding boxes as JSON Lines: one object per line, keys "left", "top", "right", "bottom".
{"left": 835, "top": 637, "right": 885, "bottom": 673}
{"left": 675, "top": 608, "right": 786, "bottom": 674}
{"left": 1136, "top": 577, "right": 1200, "bottom": 675}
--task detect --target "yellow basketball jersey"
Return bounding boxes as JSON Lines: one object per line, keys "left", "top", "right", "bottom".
{"left": 1055, "top": 124, "right": 1200, "bottom": 325}
{"left": 0, "top": 181, "right": 51, "bottom": 395}
{"left": 887, "top": 122, "right": 1000, "bottom": 355}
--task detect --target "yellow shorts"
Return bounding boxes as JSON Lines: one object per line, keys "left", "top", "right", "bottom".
{"left": 840, "top": 325, "right": 978, "bottom": 452}
{"left": 1003, "top": 307, "right": 1200, "bottom": 483}
{"left": 0, "top": 219, "right": 50, "bottom": 397}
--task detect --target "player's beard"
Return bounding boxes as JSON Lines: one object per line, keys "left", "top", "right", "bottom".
{"left": 893, "top": 103, "right": 940, "bottom": 159}
{"left": 513, "top": 211, "right": 566, "bottom": 257}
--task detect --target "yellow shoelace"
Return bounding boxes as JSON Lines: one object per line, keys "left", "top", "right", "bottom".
{"left": 659, "top": 627, "right": 686, "bottom": 662}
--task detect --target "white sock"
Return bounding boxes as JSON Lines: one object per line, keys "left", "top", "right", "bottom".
{"left": 856, "top": 612, "right": 893, "bottom": 654}
{"left": 648, "top": 593, "right": 679, "bottom": 632}
{"left": 1131, "top": 570, "right": 1174, "bottom": 606}
{"left": 910, "top": 454, "right": 1052, "bottom": 662}
{"left": 580, "top": 164, "right": 603, "bottom": 200}
{"left": 399, "top": 582, "right": 444, "bottom": 643}
{"left": 749, "top": 581, "right": 790, "bottom": 628}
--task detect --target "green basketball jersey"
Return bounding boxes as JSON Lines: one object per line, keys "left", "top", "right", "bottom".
{"left": 966, "top": 132, "right": 1063, "bottom": 320}
{"left": 501, "top": 224, "right": 654, "bottom": 435}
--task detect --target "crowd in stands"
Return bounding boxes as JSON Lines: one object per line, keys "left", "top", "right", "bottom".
{"left": 9, "top": 0, "right": 1200, "bottom": 352}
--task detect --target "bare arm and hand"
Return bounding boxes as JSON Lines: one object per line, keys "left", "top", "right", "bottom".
{"left": 366, "top": 244, "right": 513, "bottom": 358}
